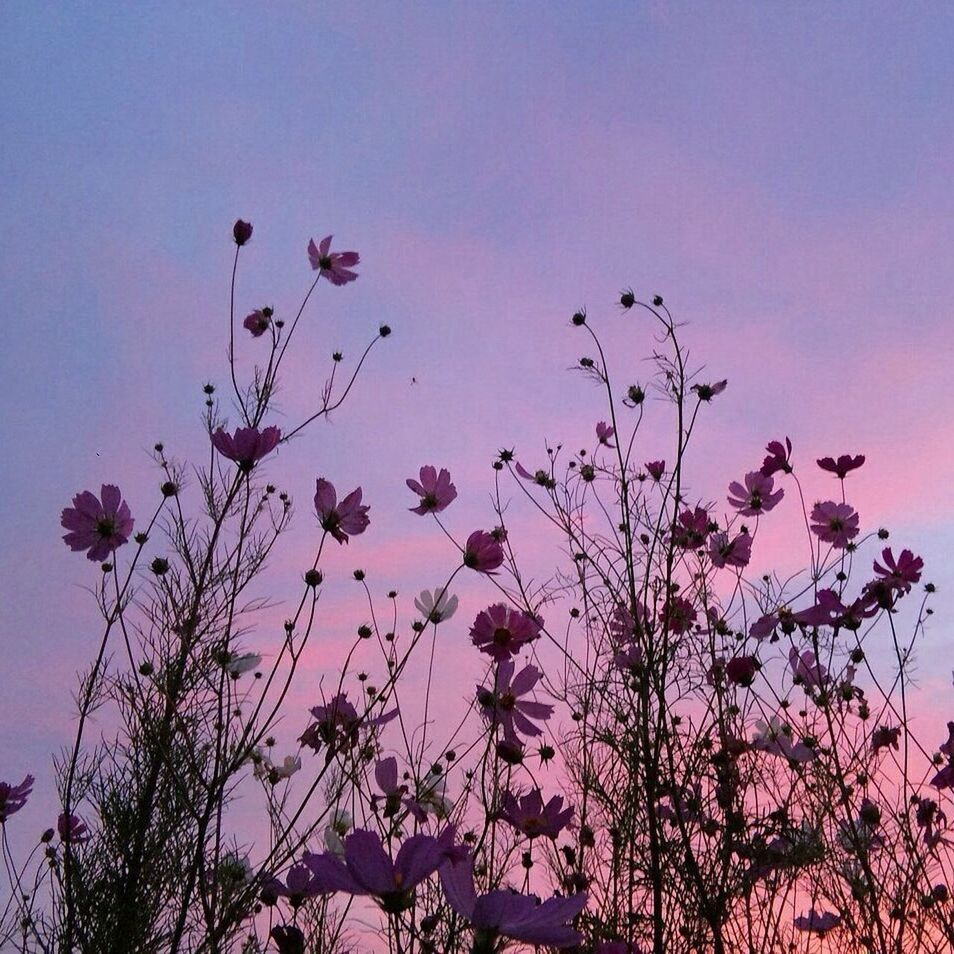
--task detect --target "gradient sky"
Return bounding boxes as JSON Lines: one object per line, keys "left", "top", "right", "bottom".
{"left": 2, "top": 0, "right": 954, "bottom": 867}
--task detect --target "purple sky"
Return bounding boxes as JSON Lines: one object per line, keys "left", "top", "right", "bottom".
{"left": 3, "top": 1, "right": 953, "bottom": 856}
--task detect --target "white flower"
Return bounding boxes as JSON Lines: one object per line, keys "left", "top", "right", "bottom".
{"left": 323, "top": 807, "right": 352, "bottom": 856}
{"left": 414, "top": 587, "right": 459, "bottom": 624}
{"left": 225, "top": 651, "right": 262, "bottom": 676}
{"left": 419, "top": 768, "right": 453, "bottom": 818}
{"left": 273, "top": 755, "right": 301, "bottom": 779}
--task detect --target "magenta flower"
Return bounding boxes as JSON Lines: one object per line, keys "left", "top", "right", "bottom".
{"left": 58, "top": 813, "right": 89, "bottom": 843}
{"left": 463, "top": 530, "right": 504, "bottom": 574}
{"left": 372, "top": 756, "right": 427, "bottom": 823}
{"left": 596, "top": 421, "right": 615, "bottom": 447}
{"left": 871, "top": 725, "right": 901, "bottom": 755}
{"left": 0, "top": 775, "right": 33, "bottom": 823}
{"left": 725, "top": 655, "right": 759, "bottom": 687}
{"left": 691, "top": 379, "right": 727, "bottom": 401}
{"left": 314, "top": 478, "right": 370, "bottom": 544}
{"left": 307, "top": 235, "right": 360, "bottom": 286}
{"left": 760, "top": 437, "right": 793, "bottom": 477}
{"left": 793, "top": 909, "right": 840, "bottom": 934}
{"left": 672, "top": 506, "right": 709, "bottom": 549}
{"left": 817, "top": 453, "right": 865, "bottom": 479}
{"left": 406, "top": 465, "right": 457, "bottom": 515}
{"left": 661, "top": 596, "right": 696, "bottom": 636}
{"left": 873, "top": 547, "right": 923, "bottom": 594}
{"left": 211, "top": 425, "right": 281, "bottom": 472}
{"left": 299, "top": 693, "right": 397, "bottom": 756}
{"left": 708, "top": 531, "right": 751, "bottom": 569}
{"left": 242, "top": 309, "right": 272, "bottom": 337}
{"left": 614, "top": 643, "right": 644, "bottom": 672}
{"left": 477, "top": 660, "right": 553, "bottom": 745}
{"left": 270, "top": 862, "right": 325, "bottom": 906}
{"left": 940, "top": 722, "right": 954, "bottom": 759}
{"left": 470, "top": 604, "right": 541, "bottom": 661}
{"left": 749, "top": 612, "right": 778, "bottom": 642}
{"left": 61, "top": 485, "right": 135, "bottom": 562}
{"left": 645, "top": 460, "right": 665, "bottom": 481}
{"left": 441, "top": 854, "right": 586, "bottom": 949}
{"left": 233, "top": 219, "right": 253, "bottom": 246}
{"left": 810, "top": 501, "right": 860, "bottom": 549}
{"left": 789, "top": 647, "right": 828, "bottom": 689}
{"left": 305, "top": 827, "right": 458, "bottom": 913}
{"left": 791, "top": 589, "right": 846, "bottom": 628}
{"left": 727, "top": 471, "right": 784, "bottom": 517}
{"left": 500, "top": 789, "right": 574, "bottom": 840}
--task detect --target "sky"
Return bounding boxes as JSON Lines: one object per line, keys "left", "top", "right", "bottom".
{"left": 2, "top": 0, "right": 954, "bottom": 887}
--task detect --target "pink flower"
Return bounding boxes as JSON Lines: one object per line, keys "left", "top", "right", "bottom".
{"left": 793, "top": 910, "right": 840, "bottom": 934}
{"left": 57, "top": 813, "right": 89, "bottom": 843}
{"left": 515, "top": 461, "right": 556, "bottom": 489}
{"left": 477, "top": 660, "right": 553, "bottom": 744}
{"left": 691, "top": 379, "right": 727, "bottom": 401}
{"left": 299, "top": 693, "right": 397, "bottom": 756}
{"left": 645, "top": 460, "right": 665, "bottom": 481}
{"left": 307, "top": 235, "right": 360, "bottom": 286}
{"left": 760, "top": 437, "right": 793, "bottom": 477}
{"left": 817, "top": 453, "right": 865, "bottom": 479}
{"left": 406, "top": 465, "right": 457, "bottom": 515}
{"left": 463, "top": 530, "right": 504, "bottom": 574}
{"left": 791, "top": 589, "right": 846, "bottom": 628}
{"left": 0, "top": 775, "right": 33, "bottom": 822}
{"left": 789, "top": 647, "right": 828, "bottom": 689}
{"left": 440, "top": 854, "right": 586, "bottom": 949}
{"left": 314, "top": 479, "right": 370, "bottom": 544}
{"left": 61, "top": 485, "right": 135, "bottom": 562}
{"left": 708, "top": 531, "right": 751, "bottom": 569}
{"left": 871, "top": 725, "right": 901, "bottom": 755}
{"left": 749, "top": 613, "right": 778, "bottom": 642}
{"left": 596, "top": 421, "right": 615, "bottom": 447}
{"left": 372, "top": 756, "right": 427, "bottom": 823}
{"left": 725, "top": 655, "right": 759, "bottom": 687}
{"left": 661, "top": 596, "right": 696, "bottom": 636}
{"left": 672, "top": 506, "right": 710, "bottom": 549}
{"left": 243, "top": 309, "right": 272, "bottom": 337}
{"left": 211, "top": 425, "right": 281, "bottom": 472}
{"left": 500, "top": 789, "right": 574, "bottom": 840}
{"left": 940, "top": 722, "right": 954, "bottom": 759}
{"left": 810, "top": 501, "right": 860, "bottom": 548}
{"left": 470, "top": 604, "right": 541, "bottom": 661}
{"left": 233, "top": 219, "right": 253, "bottom": 246}
{"left": 727, "top": 471, "right": 784, "bottom": 517}
{"left": 873, "top": 547, "right": 923, "bottom": 594}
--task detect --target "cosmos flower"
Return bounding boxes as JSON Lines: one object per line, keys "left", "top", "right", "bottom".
{"left": 760, "top": 437, "right": 793, "bottom": 477}
{"left": 270, "top": 926, "right": 304, "bottom": 954}
{"left": 211, "top": 426, "right": 281, "bottom": 472}
{"left": 871, "top": 725, "right": 901, "bottom": 755}
{"left": 307, "top": 235, "right": 360, "bottom": 286}
{"left": 463, "top": 530, "right": 505, "bottom": 574}
{"left": 57, "top": 813, "right": 90, "bottom": 843}
{"left": 708, "top": 531, "right": 751, "bottom": 569}
{"left": 727, "top": 472, "right": 784, "bottom": 517}
{"left": 243, "top": 309, "right": 272, "bottom": 337}
{"left": 793, "top": 910, "right": 840, "bottom": 934}
{"left": 596, "top": 421, "right": 615, "bottom": 447}
{"left": 725, "top": 655, "right": 759, "bottom": 687}
{"left": 789, "top": 647, "right": 829, "bottom": 689}
{"left": 224, "top": 651, "right": 261, "bottom": 677}
{"left": 0, "top": 775, "right": 33, "bottom": 823}
{"left": 661, "top": 596, "right": 696, "bottom": 636}
{"left": 817, "top": 454, "right": 865, "bottom": 479}
{"left": 299, "top": 693, "right": 397, "bottom": 756}
{"left": 440, "top": 854, "right": 586, "bottom": 949}
{"left": 233, "top": 219, "right": 253, "bottom": 246}
{"left": 500, "top": 789, "right": 574, "bottom": 840}
{"left": 751, "top": 717, "right": 816, "bottom": 764}
{"left": 672, "top": 506, "right": 709, "bottom": 549}
{"left": 314, "top": 479, "right": 370, "bottom": 544}
{"left": 61, "top": 485, "right": 135, "bottom": 562}
{"left": 414, "top": 587, "right": 459, "bottom": 624}
{"left": 810, "top": 501, "right": 860, "bottom": 549}
{"left": 691, "top": 379, "right": 727, "bottom": 402}
{"left": 470, "top": 604, "right": 541, "bottom": 661}
{"left": 645, "top": 460, "right": 665, "bottom": 481}
{"left": 477, "top": 660, "right": 553, "bottom": 745}
{"left": 406, "top": 465, "right": 458, "bottom": 515}
{"left": 323, "top": 808, "right": 352, "bottom": 855}
{"left": 872, "top": 548, "right": 923, "bottom": 594}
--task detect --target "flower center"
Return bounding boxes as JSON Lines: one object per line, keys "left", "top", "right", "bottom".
{"left": 96, "top": 517, "right": 116, "bottom": 538}
{"left": 493, "top": 627, "right": 512, "bottom": 646}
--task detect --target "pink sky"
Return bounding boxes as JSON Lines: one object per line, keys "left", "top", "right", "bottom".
{"left": 2, "top": 1, "right": 953, "bottom": 884}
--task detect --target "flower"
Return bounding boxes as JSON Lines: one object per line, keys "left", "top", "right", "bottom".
{"left": 305, "top": 827, "right": 458, "bottom": 914}
{"left": 233, "top": 219, "right": 253, "bottom": 246}
{"left": 299, "top": 693, "right": 397, "bottom": 756}
{"left": 817, "top": 454, "right": 865, "bottom": 479}
{"left": 708, "top": 531, "right": 751, "bottom": 569}
{"left": 470, "top": 604, "right": 541, "bottom": 661}
{"left": 672, "top": 506, "right": 709, "bottom": 549}
{"left": 760, "top": 437, "right": 793, "bottom": 477}
{"left": 793, "top": 910, "right": 840, "bottom": 934}
{"left": 872, "top": 547, "right": 923, "bottom": 594}
{"left": 406, "top": 465, "right": 458, "bottom": 515}
{"left": 0, "top": 775, "right": 33, "bottom": 823}
{"left": 749, "top": 613, "right": 778, "bottom": 642}
{"left": 58, "top": 813, "right": 90, "bottom": 843}
{"left": 463, "top": 530, "right": 504, "bottom": 574}
{"left": 645, "top": 460, "right": 665, "bottom": 481}
{"left": 751, "top": 717, "right": 816, "bottom": 764}
{"left": 272, "top": 862, "right": 324, "bottom": 906}
{"left": 323, "top": 808, "right": 352, "bottom": 855}
{"left": 725, "top": 655, "right": 759, "bottom": 687}
{"left": 596, "top": 421, "right": 615, "bottom": 447}
{"left": 514, "top": 461, "right": 556, "bottom": 489}
{"left": 307, "top": 235, "right": 360, "bottom": 286}
{"left": 727, "top": 472, "right": 784, "bottom": 516}
{"left": 477, "top": 660, "right": 553, "bottom": 745}
{"left": 789, "top": 647, "right": 828, "bottom": 689}
{"left": 270, "top": 926, "right": 304, "bottom": 954}
{"left": 414, "top": 587, "right": 459, "bottom": 624}
{"left": 500, "top": 789, "right": 574, "bottom": 840}
{"left": 243, "top": 309, "right": 272, "bottom": 337}
{"left": 691, "top": 379, "right": 727, "bottom": 401}
{"left": 211, "top": 426, "right": 281, "bottom": 472}
{"left": 661, "top": 596, "right": 696, "bottom": 636}
{"left": 61, "top": 485, "right": 135, "bottom": 562}
{"left": 254, "top": 753, "right": 301, "bottom": 783}
{"left": 440, "top": 854, "right": 586, "bottom": 949}
{"left": 871, "top": 725, "right": 901, "bottom": 755}
{"left": 791, "top": 589, "right": 845, "bottom": 628}
{"left": 810, "top": 501, "right": 860, "bottom": 549}
{"left": 314, "top": 479, "right": 370, "bottom": 544}
{"left": 224, "top": 651, "right": 261, "bottom": 677}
